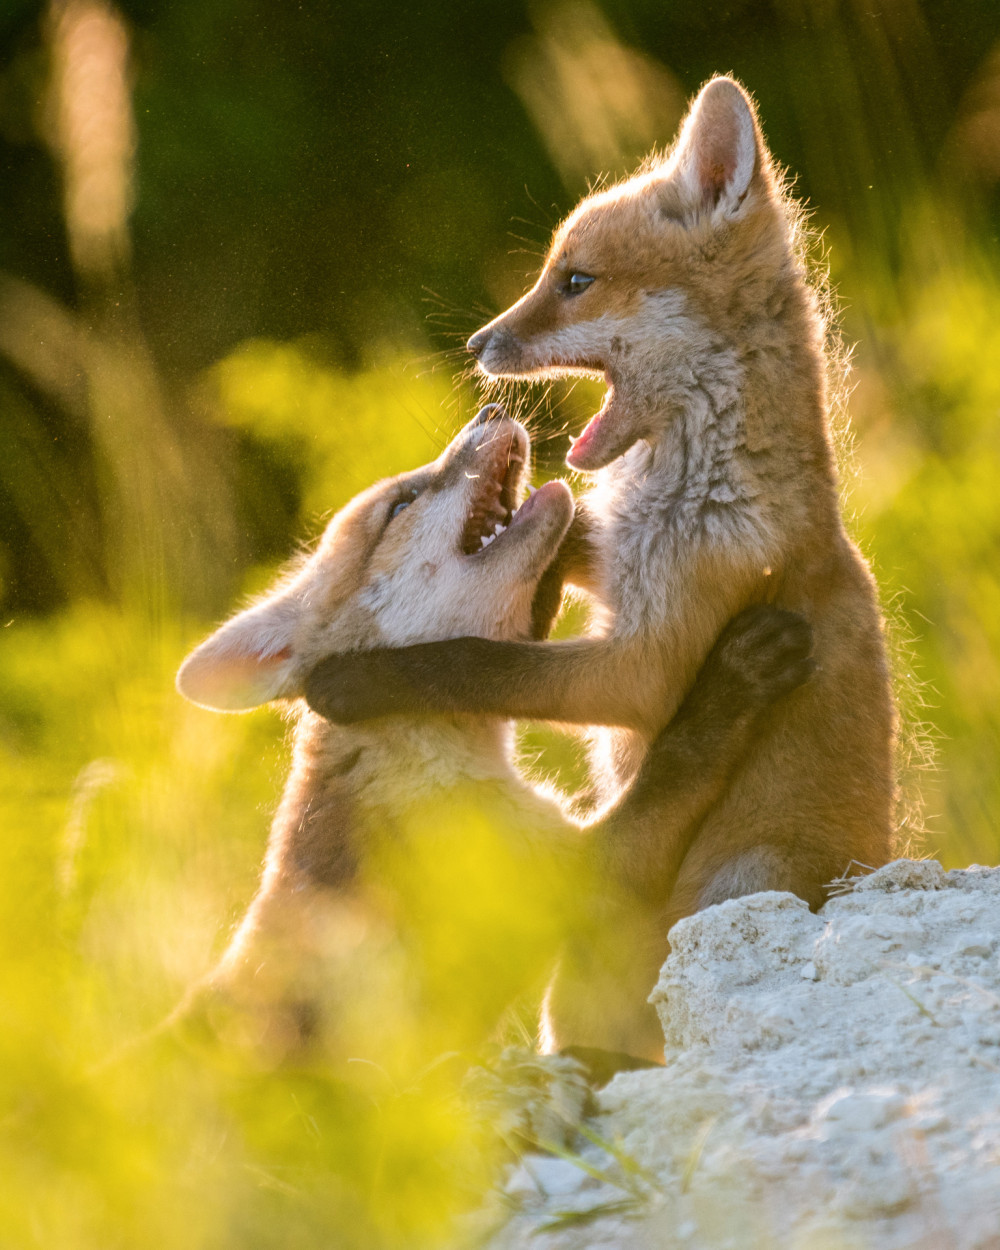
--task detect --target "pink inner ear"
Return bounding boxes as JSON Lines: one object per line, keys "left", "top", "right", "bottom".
{"left": 700, "top": 154, "right": 732, "bottom": 203}
{"left": 683, "top": 82, "right": 757, "bottom": 211}
{"left": 207, "top": 649, "right": 289, "bottom": 708}
{"left": 178, "top": 643, "right": 295, "bottom": 710}
{"left": 695, "top": 113, "right": 743, "bottom": 205}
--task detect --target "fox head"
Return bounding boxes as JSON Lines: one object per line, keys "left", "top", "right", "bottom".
{"left": 468, "top": 77, "right": 796, "bottom": 471}
{"left": 177, "top": 407, "right": 573, "bottom": 712}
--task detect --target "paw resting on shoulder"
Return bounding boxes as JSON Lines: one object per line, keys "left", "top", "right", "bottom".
{"left": 706, "top": 605, "right": 815, "bottom": 709}
{"left": 305, "top": 649, "right": 404, "bottom": 723}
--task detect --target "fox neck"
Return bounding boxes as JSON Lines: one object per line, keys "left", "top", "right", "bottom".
{"left": 595, "top": 283, "right": 839, "bottom": 549}
{"left": 264, "top": 708, "right": 518, "bottom": 892}
{"left": 651, "top": 341, "right": 750, "bottom": 522}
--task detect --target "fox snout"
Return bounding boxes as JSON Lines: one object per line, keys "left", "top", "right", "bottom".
{"left": 466, "top": 326, "right": 491, "bottom": 358}
{"left": 468, "top": 400, "right": 506, "bottom": 426}
{"left": 466, "top": 324, "right": 527, "bottom": 377}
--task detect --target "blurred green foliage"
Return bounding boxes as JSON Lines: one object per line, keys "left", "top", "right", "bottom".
{"left": 2, "top": 0, "right": 1000, "bottom": 1245}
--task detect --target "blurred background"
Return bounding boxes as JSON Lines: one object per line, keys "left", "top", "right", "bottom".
{"left": 2, "top": 0, "right": 1000, "bottom": 1246}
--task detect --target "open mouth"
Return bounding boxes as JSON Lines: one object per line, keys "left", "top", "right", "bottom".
{"left": 566, "top": 370, "right": 625, "bottom": 471}
{"left": 568, "top": 368, "right": 610, "bottom": 439}
{"left": 460, "top": 422, "right": 532, "bottom": 555}
{"left": 460, "top": 424, "right": 525, "bottom": 554}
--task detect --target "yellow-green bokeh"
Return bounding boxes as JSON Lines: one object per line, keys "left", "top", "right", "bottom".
{"left": 3, "top": 1, "right": 1000, "bottom": 1246}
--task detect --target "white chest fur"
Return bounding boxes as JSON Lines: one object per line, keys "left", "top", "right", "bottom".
{"left": 589, "top": 343, "right": 776, "bottom": 643}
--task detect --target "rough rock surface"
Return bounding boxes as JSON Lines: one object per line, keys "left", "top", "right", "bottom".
{"left": 484, "top": 860, "right": 1000, "bottom": 1249}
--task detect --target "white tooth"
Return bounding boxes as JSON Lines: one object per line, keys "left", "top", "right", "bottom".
{"left": 494, "top": 523, "right": 506, "bottom": 536}
{"left": 480, "top": 535, "right": 490, "bottom": 548}
{"left": 526, "top": 484, "right": 536, "bottom": 495}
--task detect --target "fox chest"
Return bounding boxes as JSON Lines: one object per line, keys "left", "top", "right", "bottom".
{"left": 595, "top": 472, "right": 771, "bottom": 644}
{"left": 597, "top": 500, "right": 723, "bottom": 642}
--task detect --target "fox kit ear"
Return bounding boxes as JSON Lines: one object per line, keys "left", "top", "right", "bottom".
{"left": 673, "top": 77, "right": 762, "bottom": 219}
{"left": 177, "top": 591, "right": 302, "bottom": 712}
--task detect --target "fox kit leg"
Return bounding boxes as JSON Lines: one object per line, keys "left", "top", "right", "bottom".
{"left": 306, "top": 632, "right": 659, "bottom": 730}
{"left": 663, "top": 656, "right": 895, "bottom": 935}
{"left": 542, "top": 606, "right": 814, "bottom": 1061}
{"left": 304, "top": 503, "right": 660, "bottom": 730}
{"left": 304, "top": 519, "right": 764, "bottom": 736}
{"left": 590, "top": 606, "right": 814, "bottom": 898}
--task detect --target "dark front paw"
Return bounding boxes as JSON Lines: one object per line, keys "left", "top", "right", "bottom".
{"left": 305, "top": 651, "right": 400, "bottom": 723}
{"left": 710, "top": 605, "right": 815, "bottom": 706}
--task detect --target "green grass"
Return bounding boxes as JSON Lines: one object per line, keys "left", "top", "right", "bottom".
{"left": 0, "top": 602, "right": 515, "bottom": 1248}
{"left": 3, "top": 230, "right": 1000, "bottom": 1245}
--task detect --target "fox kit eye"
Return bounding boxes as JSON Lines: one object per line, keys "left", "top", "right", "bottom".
{"left": 564, "top": 272, "right": 596, "bottom": 296}
{"left": 388, "top": 487, "right": 420, "bottom": 523}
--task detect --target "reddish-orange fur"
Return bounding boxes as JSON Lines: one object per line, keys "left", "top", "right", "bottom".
{"left": 310, "top": 79, "right": 896, "bottom": 1057}
{"left": 472, "top": 79, "right": 896, "bottom": 934}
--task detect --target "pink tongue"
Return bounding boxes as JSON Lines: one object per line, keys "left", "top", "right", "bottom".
{"left": 511, "top": 479, "right": 563, "bottom": 525}
{"left": 566, "top": 412, "right": 603, "bottom": 469}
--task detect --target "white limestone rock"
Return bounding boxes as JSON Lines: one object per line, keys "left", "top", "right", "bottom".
{"left": 484, "top": 860, "right": 1000, "bottom": 1250}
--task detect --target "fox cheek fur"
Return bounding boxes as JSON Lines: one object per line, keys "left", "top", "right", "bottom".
{"left": 468, "top": 77, "right": 793, "bottom": 473}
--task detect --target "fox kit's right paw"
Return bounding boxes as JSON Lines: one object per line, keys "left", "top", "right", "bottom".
{"left": 712, "top": 605, "right": 815, "bottom": 706}
{"left": 306, "top": 649, "right": 404, "bottom": 723}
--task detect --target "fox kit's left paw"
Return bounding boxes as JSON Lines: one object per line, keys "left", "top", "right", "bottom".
{"left": 711, "top": 605, "right": 816, "bottom": 706}
{"left": 306, "top": 649, "right": 404, "bottom": 723}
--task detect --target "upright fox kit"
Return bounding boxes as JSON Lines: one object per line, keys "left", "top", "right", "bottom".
{"left": 177, "top": 408, "right": 811, "bottom": 1060}
{"left": 307, "top": 79, "right": 896, "bottom": 996}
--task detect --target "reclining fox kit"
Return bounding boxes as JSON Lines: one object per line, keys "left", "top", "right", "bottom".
{"left": 177, "top": 409, "right": 811, "bottom": 1063}
{"left": 307, "top": 76, "right": 897, "bottom": 1044}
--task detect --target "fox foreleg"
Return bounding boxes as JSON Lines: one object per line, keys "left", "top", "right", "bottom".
{"left": 542, "top": 606, "right": 814, "bottom": 1061}
{"left": 305, "top": 502, "right": 623, "bottom": 727}
{"left": 306, "top": 633, "right": 657, "bottom": 728}
{"left": 587, "top": 606, "right": 815, "bottom": 903}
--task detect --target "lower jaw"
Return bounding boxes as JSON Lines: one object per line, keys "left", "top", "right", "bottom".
{"left": 566, "top": 410, "right": 605, "bottom": 469}
{"left": 566, "top": 390, "right": 635, "bottom": 471}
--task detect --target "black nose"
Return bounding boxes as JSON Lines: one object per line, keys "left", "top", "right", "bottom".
{"left": 467, "top": 327, "right": 492, "bottom": 358}
{"left": 472, "top": 403, "right": 507, "bottom": 427}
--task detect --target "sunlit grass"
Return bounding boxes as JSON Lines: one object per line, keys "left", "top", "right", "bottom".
{"left": 849, "top": 241, "right": 1000, "bottom": 866}
{"left": 0, "top": 562, "right": 596, "bottom": 1247}
{"left": 0, "top": 604, "right": 530, "bottom": 1248}
{"left": 4, "top": 215, "right": 1000, "bottom": 1250}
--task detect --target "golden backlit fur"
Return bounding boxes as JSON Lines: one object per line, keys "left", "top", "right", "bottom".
{"left": 177, "top": 412, "right": 580, "bottom": 1057}
{"left": 467, "top": 78, "right": 896, "bottom": 923}
{"left": 305, "top": 79, "right": 895, "bottom": 1056}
